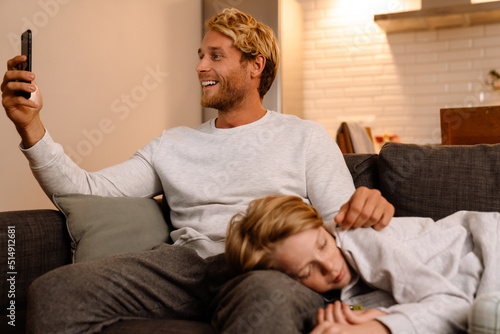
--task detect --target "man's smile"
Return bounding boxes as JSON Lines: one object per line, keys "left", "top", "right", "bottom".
{"left": 201, "top": 80, "right": 219, "bottom": 87}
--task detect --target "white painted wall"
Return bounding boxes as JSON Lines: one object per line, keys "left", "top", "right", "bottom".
{"left": 299, "top": 0, "right": 500, "bottom": 144}
{"left": 0, "top": 0, "right": 203, "bottom": 210}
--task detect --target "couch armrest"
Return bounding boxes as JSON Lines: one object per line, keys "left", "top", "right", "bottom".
{"left": 343, "top": 154, "right": 379, "bottom": 189}
{"left": 0, "top": 210, "right": 71, "bottom": 313}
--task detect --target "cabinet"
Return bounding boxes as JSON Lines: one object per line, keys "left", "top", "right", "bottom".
{"left": 440, "top": 106, "right": 500, "bottom": 145}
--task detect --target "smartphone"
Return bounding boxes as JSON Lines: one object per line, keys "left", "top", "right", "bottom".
{"left": 17, "top": 29, "right": 32, "bottom": 99}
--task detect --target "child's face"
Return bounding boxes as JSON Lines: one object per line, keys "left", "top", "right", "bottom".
{"left": 273, "top": 226, "right": 351, "bottom": 293}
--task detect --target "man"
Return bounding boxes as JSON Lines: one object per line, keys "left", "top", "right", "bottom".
{"left": 2, "top": 8, "right": 394, "bottom": 334}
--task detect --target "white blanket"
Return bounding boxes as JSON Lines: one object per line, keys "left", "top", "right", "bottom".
{"left": 328, "top": 211, "right": 500, "bottom": 334}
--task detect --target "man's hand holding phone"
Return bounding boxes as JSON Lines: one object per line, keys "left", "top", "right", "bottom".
{"left": 1, "top": 31, "right": 45, "bottom": 148}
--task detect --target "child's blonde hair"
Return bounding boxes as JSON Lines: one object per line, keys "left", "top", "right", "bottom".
{"left": 205, "top": 8, "right": 280, "bottom": 99}
{"left": 225, "top": 195, "right": 323, "bottom": 274}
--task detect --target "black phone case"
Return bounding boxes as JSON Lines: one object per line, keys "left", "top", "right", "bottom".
{"left": 17, "top": 29, "right": 32, "bottom": 99}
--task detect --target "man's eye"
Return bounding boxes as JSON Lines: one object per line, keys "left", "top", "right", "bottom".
{"left": 212, "top": 54, "right": 221, "bottom": 60}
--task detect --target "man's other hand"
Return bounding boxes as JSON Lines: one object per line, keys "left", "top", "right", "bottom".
{"left": 334, "top": 187, "right": 394, "bottom": 231}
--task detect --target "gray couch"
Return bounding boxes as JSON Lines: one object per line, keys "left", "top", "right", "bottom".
{"left": 1, "top": 142, "right": 499, "bottom": 333}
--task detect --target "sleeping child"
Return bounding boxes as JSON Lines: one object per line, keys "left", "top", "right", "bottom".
{"left": 225, "top": 195, "right": 500, "bottom": 334}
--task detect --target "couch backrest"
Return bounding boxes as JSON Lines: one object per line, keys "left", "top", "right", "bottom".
{"left": 377, "top": 142, "right": 500, "bottom": 220}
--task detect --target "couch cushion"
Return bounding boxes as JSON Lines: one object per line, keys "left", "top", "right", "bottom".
{"left": 377, "top": 142, "right": 500, "bottom": 220}
{"left": 101, "top": 319, "right": 215, "bottom": 334}
{"left": 53, "top": 194, "right": 170, "bottom": 263}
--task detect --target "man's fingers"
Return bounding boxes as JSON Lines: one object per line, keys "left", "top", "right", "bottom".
{"left": 335, "top": 187, "right": 395, "bottom": 230}
{"left": 2, "top": 83, "right": 39, "bottom": 114}
{"left": 6, "top": 69, "right": 35, "bottom": 83}
{"left": 338, "top": 188, "right": 372, "bottom": 229}
{"left": 334, "top": 197, "right": 367, "bottom": 230}
{"left": 333, "top": 202, "right": 348, "bottom": 225}
{"left": 7, "top": 55, "right": 27, "bottom": 71}
{"left": 372, "top": 203, "right": 394, "bottom": 231}
{"left": 341, "top": 199, "right": 371, "bottom": 230}
{"left": 2, "top": 69, "right": 35, "bottom": 93}
{"left": 362, "top": 195, "right": 394, "bottom": 230}
{"left": 2, "top": 80, "right": 34, "bottom": 94}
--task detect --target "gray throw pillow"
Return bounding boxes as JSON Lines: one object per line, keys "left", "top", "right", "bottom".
{"left": 53, "top": 194, "right": 170, "bottom": 263}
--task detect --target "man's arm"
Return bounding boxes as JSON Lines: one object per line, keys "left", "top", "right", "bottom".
{"left": 20, "top": 132, "right": 163, "bottom": 199}
{"left": 2, "top": 55, "right": 163, "bottom": 199}
{"left": 2, "top": 55, "right": 45, "bottom": 148}
{"left": 304, "top": 122, "right": 394, "bottom": 231}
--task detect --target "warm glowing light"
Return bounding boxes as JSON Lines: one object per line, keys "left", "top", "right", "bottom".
{"left": 471, "top": 0, "right": 498, "bottom": 3}
{"left": 326, "top": 0, "right": 420, "bottom": 18}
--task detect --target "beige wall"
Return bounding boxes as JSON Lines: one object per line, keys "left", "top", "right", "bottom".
{"left": 0, "top": 0, "right": 203, "bottom": 210}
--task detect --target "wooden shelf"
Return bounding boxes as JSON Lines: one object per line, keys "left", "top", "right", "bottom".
{"left": 375, "top": 1, "right": 500, "bottom": 33}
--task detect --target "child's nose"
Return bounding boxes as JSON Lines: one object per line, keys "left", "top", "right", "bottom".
{"left": 318, "top": 257, "right": 334, "bottom": 275}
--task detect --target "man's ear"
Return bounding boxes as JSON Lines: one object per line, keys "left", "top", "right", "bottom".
{"left": 250, "top": 54, "right": 266, "bottom": 79}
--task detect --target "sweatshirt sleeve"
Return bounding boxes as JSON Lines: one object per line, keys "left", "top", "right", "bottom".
{"left": 305, "top": 122, "right": 355, "bottom": 221}
{"left": 337, "top": 225, "right": 471, "bottom": 334}
{"left": 20, "top": 130, "right": 163, "bottom": 199}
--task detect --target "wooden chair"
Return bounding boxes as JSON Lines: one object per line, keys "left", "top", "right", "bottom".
{"left": 440, "top": 106, "right": 500, "bottom": 145}
{"left": 336, "top": 122, "right": 375, "bottom": 154}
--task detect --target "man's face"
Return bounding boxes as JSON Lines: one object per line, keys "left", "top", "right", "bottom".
{"left": 197, "top": 30, "right": 252, "bottom": 112}
{"left": 273, "top": 227, "right": 352, "bottom": 293}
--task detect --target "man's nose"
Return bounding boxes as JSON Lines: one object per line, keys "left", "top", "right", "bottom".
{"left": 196, "top": 56, "right": 210, "bottom": 73}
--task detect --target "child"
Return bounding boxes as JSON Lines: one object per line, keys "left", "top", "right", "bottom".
{"left": 225, "top": 195, "right": 500, "bottom": 334}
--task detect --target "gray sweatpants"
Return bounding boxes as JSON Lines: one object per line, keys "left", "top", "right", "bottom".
{"left": 26, "top": 244, "right": 324, "bottom": 334}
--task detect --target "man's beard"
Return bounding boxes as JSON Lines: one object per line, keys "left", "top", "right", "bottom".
{"left": 200, "top": 70, "right": 248, "bottom": 111}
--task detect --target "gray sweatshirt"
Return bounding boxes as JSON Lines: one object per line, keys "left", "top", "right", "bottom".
{"left": 327, "top": 211, "right": 500, "bottom": 334}
{"left": 22, "top": 111, "right": 355, "bottom": 257}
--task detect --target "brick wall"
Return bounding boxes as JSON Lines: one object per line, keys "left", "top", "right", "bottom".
{"left": 298, "top": 0, "right": 500, "bottom": 145}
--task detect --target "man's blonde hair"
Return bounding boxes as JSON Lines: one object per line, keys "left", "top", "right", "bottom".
{"left": 205, "top": 8, "right": 280, "bottom": 99}
{"left": 225, "top": 195, "right": 323, "bottom": 274}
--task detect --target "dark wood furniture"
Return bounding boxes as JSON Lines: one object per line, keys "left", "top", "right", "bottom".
{"left": 440, "top": 106, "right": 500, "bottom": 145}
